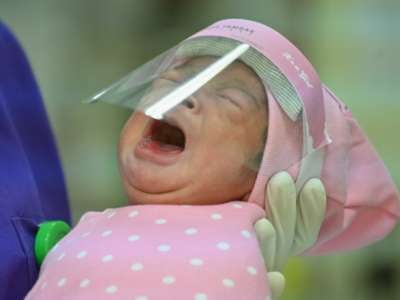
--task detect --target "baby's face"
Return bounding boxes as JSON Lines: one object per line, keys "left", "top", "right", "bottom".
{"left": 118, "top": 56, "right": 267, "bottom": 205}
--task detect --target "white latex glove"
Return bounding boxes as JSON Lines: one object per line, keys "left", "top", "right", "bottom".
{"left": 255, "top": 171, "right": 327, "bottom": 299}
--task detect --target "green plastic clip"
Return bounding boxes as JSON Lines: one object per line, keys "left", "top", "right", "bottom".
{"left": 35, "top": 221, "right": 71, "bottom": 266}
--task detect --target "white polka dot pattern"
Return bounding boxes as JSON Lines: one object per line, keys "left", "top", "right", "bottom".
{"left": 57, "top": 278, "right": 67, "bottom": 287}
{"left": 190, "top": 258, "right": 204, "bottom": 266}
{"left": 128, "top": 210, "right": 139, "bottom": 218}
{"left": 216, "top": 242, "right": 231, "bottom": 251}
{"left": 155, "top": 218, "right": 167, "bottom": 224}
{"left": 26, "top": 202, "right": 270, "bottom": 299}
{"left": 162, "top": 276, "right": 176, "bottom": 285}
{"left": 128, "top": 234, "right": 140, "bottom": 242}
{"left": 241, "top": 230, "right": 252, "bottom": 239}
{"left": 194, "top": 293, "right": 208, "bottom": 300}
{"left": 185, "top": 227, "right": 198, "bottom": 235}
{"left": 222, "top": 278, "right": 235, "bottom": 287}
{"left": 57, "top": 252, "right": 66, "bottom": 261}
{"left": 105, "top": 285, "right": 118, "bottom": 294}
{"left": 101, "top": 230, "right": 112, "bottom": 237}
{"left": 102, "top": 254, "right": 113, "bottom": 263}
{"left": 211, "top": 213, "right": 222, "bottom": 220}
{"left": 79, "top": 279, "right": 90, "bottom": 288}
{"left": 157, "top": 244, "right": 171, "bottom": 252}
{"left": 80, "top": 232, "right": 91, "bottom": 238}
{"left": 76, "top": 250, "right": 88, "bottom": 259}
{"left": 131, "top": 263, "right": 144, "bottom": 271}
{"left": 247, "top": 266, "right": 258, "bottom": 275}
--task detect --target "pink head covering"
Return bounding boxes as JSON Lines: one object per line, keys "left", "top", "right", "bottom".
{"left": 188, "top": 18, "right": 400, "bottom": 255}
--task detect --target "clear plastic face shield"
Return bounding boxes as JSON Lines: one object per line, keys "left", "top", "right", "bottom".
{"left": 87, "top": 36, "right": 331, "bottom": 193}
{"left": 87, "top": 40, "right": 268, "bottom": 175}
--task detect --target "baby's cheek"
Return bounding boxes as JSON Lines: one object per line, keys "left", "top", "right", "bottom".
{"left": 119, "top": 115, "right": 148, "bottom": 152}
{"left": 126, "top": 112, "right": 150, "bottom": 135}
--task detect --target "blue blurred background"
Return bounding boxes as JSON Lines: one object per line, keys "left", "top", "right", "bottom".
{"left": 1, "top": 0, "right": 399, "bottom": 299}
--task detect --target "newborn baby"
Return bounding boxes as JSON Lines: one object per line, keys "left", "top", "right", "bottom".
{"left": 26, "top": 29, "right": 272, "bottom": 300}
{"left": 26, "top": 18, "right": 400, "bottom": 300}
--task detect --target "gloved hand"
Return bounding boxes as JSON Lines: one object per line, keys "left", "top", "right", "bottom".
{"left": 254, "top": 171, "right": 327, "bottom": 299}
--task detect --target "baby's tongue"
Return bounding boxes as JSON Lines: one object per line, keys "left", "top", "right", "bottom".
{"left": 148, "top": 137, "right": 183, "bottom": 153}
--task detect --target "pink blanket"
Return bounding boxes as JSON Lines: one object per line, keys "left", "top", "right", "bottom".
{"left": 26, "top": 202, "right": 270, "bottom": 300}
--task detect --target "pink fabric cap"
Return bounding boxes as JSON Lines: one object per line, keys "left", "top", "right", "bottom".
{"left": 190, "top": 19, "right": 400, "bottom": 255}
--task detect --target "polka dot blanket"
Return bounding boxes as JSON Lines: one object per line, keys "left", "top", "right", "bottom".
{"left": 26, "top": 201, "right": 270, "bottom": 300}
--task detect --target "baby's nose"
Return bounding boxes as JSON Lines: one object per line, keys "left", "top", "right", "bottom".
{"left": 181, "top": 97, "right": 200, "bottom": 113}
{"left": 182, "top": 99, "right": 194, "bottom": 109}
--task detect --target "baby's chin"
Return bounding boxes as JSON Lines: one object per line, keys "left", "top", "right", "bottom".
{"left": 123, "top": 177, "right": 251, "bottom": 206}
{"left": 119, "top": 152, "right": 257, "bottom": 206}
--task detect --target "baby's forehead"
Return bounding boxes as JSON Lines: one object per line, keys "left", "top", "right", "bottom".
{"left": 168, "top": 55, "right": 266, "bottom": 104}
{"left": 173, "top": 56, "right": 259, "bottom": 82}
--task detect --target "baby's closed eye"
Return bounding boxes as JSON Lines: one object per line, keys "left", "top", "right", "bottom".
{"left": 218, "top": 88, "right": 258, "bottom": 110}
{"left": 217, "top": 92, "right": 242, "bottom": 109}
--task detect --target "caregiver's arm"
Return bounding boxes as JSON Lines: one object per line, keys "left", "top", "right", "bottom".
{"left": 255, "top": 171, "right": 327, "bottom": 298}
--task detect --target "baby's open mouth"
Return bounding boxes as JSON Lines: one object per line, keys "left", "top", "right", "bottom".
{"left": 148, "top": 119, "right": 186, "bottom": 151}
{"left": 135, "top": 119, "right": 186, "bottom": 162}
